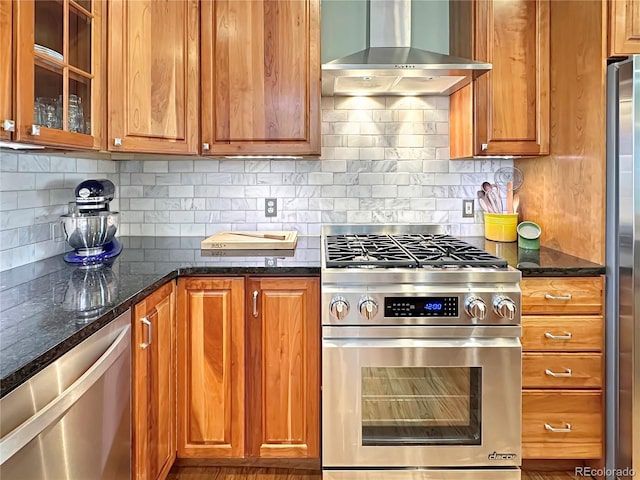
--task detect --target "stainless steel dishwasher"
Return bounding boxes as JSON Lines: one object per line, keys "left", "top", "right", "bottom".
{"left": 0, "top": 310, "right": 132, "bottom": 479}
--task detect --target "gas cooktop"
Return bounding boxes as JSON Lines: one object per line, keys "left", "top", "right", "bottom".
{"left": 325, "top": 233, "right": 508, "bottom": 269}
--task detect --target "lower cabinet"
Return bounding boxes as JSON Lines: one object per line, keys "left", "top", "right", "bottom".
{"left": 133, "top": 280, "right": 177, "bottom": 480}
{"left": 520, "top": 276, "right": 604, "bottom": 460}
{"left": 177, "top": 276, "right": 320, "bottom": 460}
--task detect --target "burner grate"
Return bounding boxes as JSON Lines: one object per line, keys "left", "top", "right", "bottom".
{"left": 325, "top": 234, "right": 417, "bottom": 268}
{"left": 324, "top": 233, "right": 508, "bottom": 269}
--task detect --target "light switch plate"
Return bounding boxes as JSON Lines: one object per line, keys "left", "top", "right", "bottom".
{"left": 463, "top": 199, "right": 474, "bottom": 218}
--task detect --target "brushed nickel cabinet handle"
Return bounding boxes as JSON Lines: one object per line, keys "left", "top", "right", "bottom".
{"left": 544, "top": 293, "right": 572, "bottom": 301}
{"left": 252, "top": 291, "right": 259, "bottom": 317}
{"left": 113, "top": 137, "right": 122, "bottom": 147}
{"left": 545, "top": 368, "right": 572, "bottom": 377}
{"left": 544, "top": 422, "right": 572, "bottom": 433}
{"left": 202, "top": 142, "right": 210, "bottom": 151}
{"left": 544, "top": 331, "right": 572, "bottom": 340}
{"left": 140, "top": 317, "right": 152, "bottom": 349}
{"left": 30, "top": 125, "right": 41, "bottom": 136}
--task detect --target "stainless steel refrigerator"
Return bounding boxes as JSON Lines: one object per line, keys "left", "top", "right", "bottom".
{"left": 606, "top": 55, "right": 640, "bottom": 480}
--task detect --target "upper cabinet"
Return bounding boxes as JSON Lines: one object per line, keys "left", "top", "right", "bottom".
{"left": 449, "top": 0, "right": 550, "bottom": 158}
{"left": 200, "top": 0, "right": 321, "bottom": 156}
{"left": 108, "top": 0, "right": 199, "bottom": 154}
{"left": 12, "top": 0, "right": 104, "bottom": 149}
{"left": 0, "top": 0, "right": 12, "bottom": 141}
{"left": 609, "top": 0, "right": 640, "bottom": 56}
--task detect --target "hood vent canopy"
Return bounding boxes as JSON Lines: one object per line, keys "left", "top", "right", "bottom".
{"left": 321, "top": 0, "right": 491, "bottom": 96}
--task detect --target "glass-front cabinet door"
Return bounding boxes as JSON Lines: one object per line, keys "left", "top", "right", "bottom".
{"left": 14, "top": 0, "right": 103, "bottom": 149}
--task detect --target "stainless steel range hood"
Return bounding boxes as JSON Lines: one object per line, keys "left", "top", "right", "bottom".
{"left": 321, "top": 0, "right": 491, "bottom": 96}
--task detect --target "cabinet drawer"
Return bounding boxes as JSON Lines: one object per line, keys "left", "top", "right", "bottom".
{"left": 521, "top": 277, "right": 604, "bottom": 315}
{"left": 522, "top": 353, "right": 602, "bottom": 388}
{"left": 522, "top": 391, "right": 602, "bottom": 459}
{"left": 521, "top": 316, "right": 602, "bottom": 352}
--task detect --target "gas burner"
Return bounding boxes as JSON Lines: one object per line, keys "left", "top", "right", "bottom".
{"left": 325, "top": 233, "right": 507, "bottom": 269}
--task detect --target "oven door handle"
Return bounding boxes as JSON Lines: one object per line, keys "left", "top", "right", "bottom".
{"left": 322, "top": 337, "right": 521, "bottom": 350}
{"left": 322, "top": 325, "right": 522, "bottom": 339}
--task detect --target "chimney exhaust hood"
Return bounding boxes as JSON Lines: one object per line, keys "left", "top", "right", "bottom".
{"left": 321, "top": 0, "right": 491, "bottom": 96}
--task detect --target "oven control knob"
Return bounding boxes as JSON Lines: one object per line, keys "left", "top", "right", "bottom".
{"left": 465, "top": 296, "right": 487, "bottom": 320}
{"left": 493, "top": 296, "right": 517, "bottom": 320}
{"left": 359, "top": 297, "right": 378, "bottom": 321}
{"left": 330, "top": 296, "right": 350, "bottom": 320}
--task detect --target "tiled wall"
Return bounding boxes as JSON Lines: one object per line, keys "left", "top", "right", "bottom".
{"left": 0, "top": 153, "right": 118, "bottom": 271}
{"left": 118, "top": 96, "right": 512, "bottom": 237}
{"left": 0, "top": 95, "right": 512, "bottom": 271}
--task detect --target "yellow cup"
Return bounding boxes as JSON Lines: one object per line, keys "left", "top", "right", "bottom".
{"left": 484, "top": 213, "right": 519, "bottom": 242}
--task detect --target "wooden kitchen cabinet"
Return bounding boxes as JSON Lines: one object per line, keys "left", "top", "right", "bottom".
{"left": 108, "top": 0, "right": 199, "bottom": 154}
{"left": 0, "top": 0, "right": 12, "bottom": 141}
{"left": 133, "top": 281, "right": 177, "bottom": 480}
{"left": 246, "top": 277, "right": 320, "bottom": 458}
{"left": 177, "top": 277, "right": 246, "bottom": 458}
{"left": 200, "top": 0, "right": 321, "bottom": 156}
{"left": 449, "top": 0, "right": 550, "bottom": 157}
{"left": 609, "top": 0, "right": 640, "bottom": 56}
{"left": 12, "top": 0, "right": 105, "bottom": 149}
{"left": 520, "top": 276, "right": 605, "bottom": 460}
{"left": 177, "top": 276, "right": 320, "bottom": 460}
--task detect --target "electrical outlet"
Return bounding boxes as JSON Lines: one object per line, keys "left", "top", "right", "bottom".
{"left": 265, "top": 198, "right": 277, "bottom": 217}
{"left": 463, "top": 199, "right": 474, "bottom": 218}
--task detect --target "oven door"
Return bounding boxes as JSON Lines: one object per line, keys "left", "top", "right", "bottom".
{"left": 322, "top": 326, "right": 521, "bottom": 468}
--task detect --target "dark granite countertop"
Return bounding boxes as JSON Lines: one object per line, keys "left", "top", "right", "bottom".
{"left": 0, "top": 234, "right": 604, "bottom": 398}
{"left": 0, "top": 236, "right": 321, "bottom": 398}
{"left": 464, "top": 237, "right": 606, "bottom": 277}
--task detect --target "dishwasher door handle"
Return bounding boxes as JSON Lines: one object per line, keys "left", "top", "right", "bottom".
{"left": 0, "top": 324, "right": 131, "bottom": 465}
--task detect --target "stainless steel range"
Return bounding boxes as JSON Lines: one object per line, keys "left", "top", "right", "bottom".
{"left": 321, "top": 224, "right": 522, "bottom": 480}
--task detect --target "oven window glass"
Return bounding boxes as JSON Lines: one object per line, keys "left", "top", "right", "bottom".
{"left": 361, "top": 367, "right": 481, "bottom": 446}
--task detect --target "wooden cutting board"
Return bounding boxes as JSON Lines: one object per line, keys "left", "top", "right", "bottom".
{"left": 201, "top": 231, "right": 298, "bottom": 250}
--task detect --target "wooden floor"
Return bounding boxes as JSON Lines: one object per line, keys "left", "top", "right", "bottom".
{"left": 167, "top": 467, "right": 587, "bottom": 479}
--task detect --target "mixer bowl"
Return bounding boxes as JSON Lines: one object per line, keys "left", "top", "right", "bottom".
{"left": 61, "top": 211, "right": 120, "bottom": 254}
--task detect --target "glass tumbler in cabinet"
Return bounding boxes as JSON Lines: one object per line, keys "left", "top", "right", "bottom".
{"left": 14, "top": 0, "right": 103, "bottom": 149}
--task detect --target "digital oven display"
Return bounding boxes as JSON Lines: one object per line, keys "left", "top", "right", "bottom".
{"left": 384, "top": 297, "right": 458, "bottom": 317}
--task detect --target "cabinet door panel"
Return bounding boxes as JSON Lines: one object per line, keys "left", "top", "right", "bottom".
{"left": 475, "top": 0, "right": 549, "bottom": 156}
{"left": 14, "top": 0, "right": 103, "bottom": 149}
{"left": 177, "top": 277, "right": 245, "bottom": 458}
{"left": 133, "top": 281, "right": 176, "bottom": 480}
{"left": 610, "top": 0, "right": 640, "bottom": 56}
{"left": 108, "top": 0, "right": 198, "bottom": 154}
{"left": 0, "top": 0, "right": 12, "bottom": 141}
{"left": 201, "top": 0, "right": 320, "bottom": 155}
{"left": 247, "top": 277, "right": 320, "bottom": 458}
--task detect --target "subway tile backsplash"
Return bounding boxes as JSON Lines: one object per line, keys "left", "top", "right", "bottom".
{"left": 0, "top": 95, "right": 511, "bottom": 271}
{"left": 0, "top": 153, "right": 119, "bottom": 271}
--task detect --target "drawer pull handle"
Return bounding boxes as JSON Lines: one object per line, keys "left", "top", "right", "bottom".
{"left": 140, "top": 317, "right": 152, "bottom": 349}
{"left": 544, "top": 422, "right": 572, "bottom": 433}
{"left": 252, "top": 290, "right": 259, "bottom": 317}
{"left": 544, "top": 331, "right": 572, "bottom": 340}
{"left": 545, "top": 368, "right": 572, "bottom": 377}
{"left": 545, "top": 293, "right": 572, "bottom": 301}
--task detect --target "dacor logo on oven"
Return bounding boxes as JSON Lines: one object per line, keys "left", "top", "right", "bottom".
{"left": 487, "top": 452, "right": 518, "bottom": 460}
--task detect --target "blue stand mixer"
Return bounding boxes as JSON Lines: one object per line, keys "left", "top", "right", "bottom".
{"left": 61, "top": 179, "right": 122, "bottom": 265}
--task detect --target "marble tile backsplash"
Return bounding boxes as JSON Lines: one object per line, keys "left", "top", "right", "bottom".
{"left": 117, "top": 96, "right": 512, "bottom": 238}
{"left": 0, "top": 95, "right": 512, "bottom": 271}
{"left": 0, "top": 153, "right": 119, "bottom": 271}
